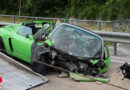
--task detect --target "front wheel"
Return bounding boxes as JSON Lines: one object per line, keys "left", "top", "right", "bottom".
{"left": 31, "top": 55, "right": 46, "bottom": 74}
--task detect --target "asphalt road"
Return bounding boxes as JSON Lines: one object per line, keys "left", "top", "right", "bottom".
{"left": 109, "top": 43, "right": 130, "bottom": 63}
{"left": 31, "top": 62, "right": 130, "bottom": 90}
{"left": 31, "top": 44, "right": 130, "bottom": 90}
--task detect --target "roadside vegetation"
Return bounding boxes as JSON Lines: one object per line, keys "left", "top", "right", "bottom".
{"left": 0, "top": 0, "right": 129, "bottom": 32}
{"left": 0, "top": 0, "right": 129, "bottom": 20}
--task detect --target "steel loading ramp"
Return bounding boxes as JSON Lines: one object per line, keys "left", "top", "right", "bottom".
{"left": 0, "top": 52, "right": 48, "bottom": 90}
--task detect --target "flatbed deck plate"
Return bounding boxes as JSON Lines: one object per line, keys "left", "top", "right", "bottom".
{"left": 0, "top": 52, "right": 48, "bottom": 90}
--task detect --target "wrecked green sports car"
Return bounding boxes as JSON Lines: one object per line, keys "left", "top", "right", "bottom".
{"left": 0, "top": 21, "right": 110, "bottom": 75}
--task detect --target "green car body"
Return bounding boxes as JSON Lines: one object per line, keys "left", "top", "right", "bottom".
{"left": 0, "top": 21, "right": 110, "bottom": 74}
{"left": 0, "top": 21, "right": 53, "bottom": 63}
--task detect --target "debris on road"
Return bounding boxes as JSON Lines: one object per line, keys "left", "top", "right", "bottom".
{"left": 119, "top": 62, "right": 130, "bottom": 80}
{"left": 69, "top": 72, "right": 109, "bottom": 83}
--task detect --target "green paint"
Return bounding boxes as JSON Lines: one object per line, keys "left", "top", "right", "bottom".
{"left": 55, "top": 19, "right": 61, "bottom": 27}
{"left": 100, "top": 47, "right": 111, "bottom": 73}
{"left": 69, "top": 72, "right": 109, "bottom": 83}
{"left": 90, "top": 59, "right": 99, "bottom": 64}
{"left": 22, "top": 21, "right": 53, "bottom": 26}
{"left": 0, "top": 21, "right": 53, "bottom": 63}
{"left": 0, "top": 21, "right": 111, "bottom": 75}
{"left": 89, "top": 47, "right": 110, "bottom": 73}
{"left": 45, "top": 39, "right": 55, "bottom": 47}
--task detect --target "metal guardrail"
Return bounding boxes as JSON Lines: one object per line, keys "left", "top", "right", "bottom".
{"left": 94, "top": 31, "right": 130, "bottom": 44}
{"left": 0, "top": 14, "right": 130, "bottom": 32}
{"left": 94, "top": 31, "right": 130, "bottom": 55}
{"left": 0, "top": 21, "right": 130, "bottom": 55}
{"left": 0, "top": 22, "right": 16, "bottom": 26}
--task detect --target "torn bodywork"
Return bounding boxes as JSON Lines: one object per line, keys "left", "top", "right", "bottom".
{"left": 45, "top": 23, "right": 110, "bottom": 75}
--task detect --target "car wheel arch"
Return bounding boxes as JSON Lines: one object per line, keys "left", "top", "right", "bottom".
{"left": 31, "top": 54, "right": 47, "bottom": 74}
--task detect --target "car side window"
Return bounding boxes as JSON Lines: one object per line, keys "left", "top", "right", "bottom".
{"left": 18, "top": 26, "right": 32, "bottom": 37}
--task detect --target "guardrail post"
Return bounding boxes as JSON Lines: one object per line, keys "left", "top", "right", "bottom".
{"left": 35, "top": 17, "right": 38, "bottom": 21}
{"left": 98, "top": 20, "right": 101, "bottom": 31}
{"left": 112, "top": 20, "right": 115, "bottom": 32}
{"left": 122, "top": 20, "right": 126, "bottom": 32}
{"left": 13, "top": 15, "right": 15, "bottom": 23}
{"left": 113, "top": 43, "right": 117, "bottom": 55}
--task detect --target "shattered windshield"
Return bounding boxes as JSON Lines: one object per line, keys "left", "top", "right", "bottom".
{"left": 49, "top": 24, "right": 103, "bottom": 59}
{"left": 33, "top": 24, "right": 50, "bottom": 40}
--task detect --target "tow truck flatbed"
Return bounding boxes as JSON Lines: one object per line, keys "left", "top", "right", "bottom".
{"left": 0, "top": 52, "right": 48, "bottom": 90}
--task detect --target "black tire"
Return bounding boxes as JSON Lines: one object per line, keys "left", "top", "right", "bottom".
{"left": 0, "top": 37, "right": 6, "bottom": 53}
{"left": 31, "top": 55, "right": 46, "bottom": 74}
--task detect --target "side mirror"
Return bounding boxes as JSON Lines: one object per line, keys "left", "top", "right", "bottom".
{"left": 28, "top": 35, "right": 33, "bottom": 40}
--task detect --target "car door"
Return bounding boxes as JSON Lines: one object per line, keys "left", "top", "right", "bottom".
{"left": 8, "top": 26, "right": 33, "bottom": 63}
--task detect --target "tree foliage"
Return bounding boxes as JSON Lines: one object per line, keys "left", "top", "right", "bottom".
{"left": 0, "top": 0, "right": 129, "bottom": 20}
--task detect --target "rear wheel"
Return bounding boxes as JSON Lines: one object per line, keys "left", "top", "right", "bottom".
{"left": 31, "top": 55, "right": 46, "bottom": 74}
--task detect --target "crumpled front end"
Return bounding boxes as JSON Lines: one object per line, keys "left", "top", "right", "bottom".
{"left": 47, "top": 23, "right": 110, "bottom": 75}
{"left": 48, "top": 46, "right": 110, "bottom": 75}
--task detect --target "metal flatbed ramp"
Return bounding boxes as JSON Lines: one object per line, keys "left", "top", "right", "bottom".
{"left": 0, "top": 52, "right": 48, "bottom": 90}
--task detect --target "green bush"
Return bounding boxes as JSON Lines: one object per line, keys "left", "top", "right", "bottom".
{"left": 0, "top": 0, "right": 129, "bottom": 20}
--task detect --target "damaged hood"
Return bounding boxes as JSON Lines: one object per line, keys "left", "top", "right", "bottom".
{"left": 48, "top": 23, "right": 104, "bottom": 60}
